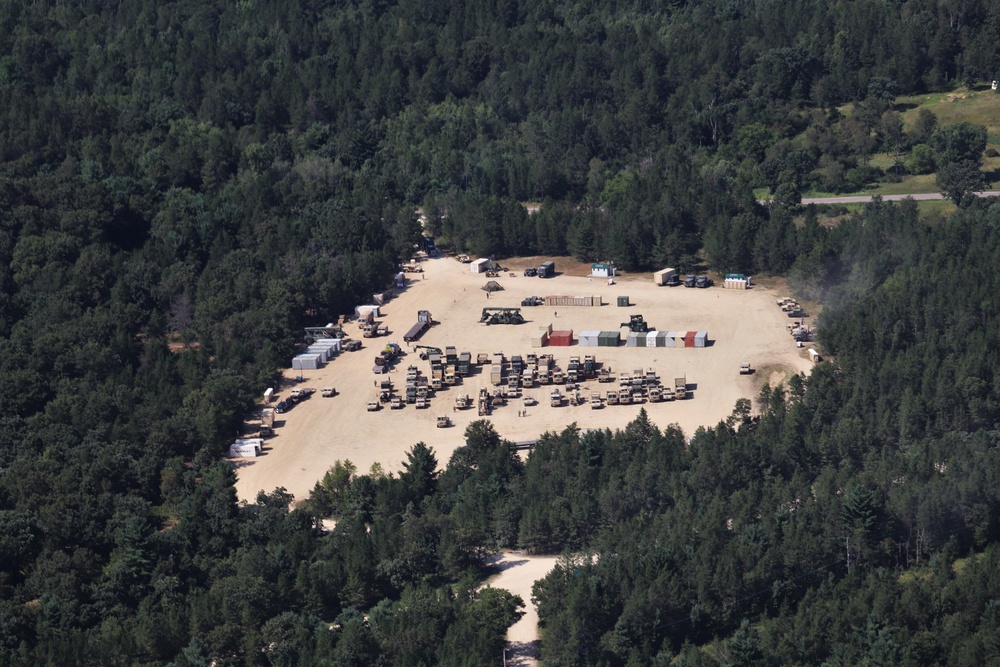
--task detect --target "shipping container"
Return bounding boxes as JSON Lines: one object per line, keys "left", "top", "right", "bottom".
{"left": 354, "top": 305, "right": 380, "bottom": 320}
{"left": 306, "top": 346, "right": 331, "bottom": 362}
{"left": 695, "top": 331, "right": 708, "bottom": 348}
{"left": 579, "top": 330, "right": 600, "bottom": 347}
{"left": 657, "top": 331, "right": 671, "bottom": 347}
{"left": 530, "top": 332, "right": 549, "bottom": 348}
{"left": 684, "top": 332, "right": 696, "bottom": 348}
{"left": 549, "top": 330, "right": 573, "bottom": 346}
{"left": 626, "top": 331, "right": 643, "bottom": 347}
{"left": 598, "top": 331, "right": 621, "bottom": 347}
{"left": 538, "top": 260, "right": 556, "bottom": 277}
{"left": 543, "top": 295, "right": 599, "bottom": 306}
{"left": 292, "top": 353, "right": 322, "bottom": 370}
{"left": 311, "top": 338, "right": 343, "bottom": 352}
{"left": 617, "top": 296, "right": 630, "bottom": 307}
{"left": 646, "top": 331, "right": 658, "bottom": 348}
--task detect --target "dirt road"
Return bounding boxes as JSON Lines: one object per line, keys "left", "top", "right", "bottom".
{"left": 234, "top": 257, "right": 813, "bottom": 503}
{"left": 760, "top": 190, "right": 1000, "bottom": 205}
{"left": 485, "top": 552, "right": 560, "bottom": 667}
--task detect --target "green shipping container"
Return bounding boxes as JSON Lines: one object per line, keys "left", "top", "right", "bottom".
{"left": 617, "top": 296, "right": 630, "bottom": 307}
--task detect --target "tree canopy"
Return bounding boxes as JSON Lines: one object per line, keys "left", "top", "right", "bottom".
{"left": 1, "top": 0, "right": 1000, "bottom": 663}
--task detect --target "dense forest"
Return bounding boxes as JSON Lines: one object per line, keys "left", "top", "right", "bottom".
{"left": 2, "top": 0, "right": 1000, "bottom": 664}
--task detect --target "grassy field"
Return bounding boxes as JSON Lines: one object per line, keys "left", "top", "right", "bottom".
{"left": 896, "top": 85, "right": 1000, "bottom": 142}
{"left": 770, "top": 84, "right": 1000, "bottom": 199}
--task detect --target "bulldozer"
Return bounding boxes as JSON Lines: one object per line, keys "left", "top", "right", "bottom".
{"left": 480, "top": 307, "right": 525, "bottom": 325}
{"left": 620, "top": 314, "right": 650, "bottom": 333}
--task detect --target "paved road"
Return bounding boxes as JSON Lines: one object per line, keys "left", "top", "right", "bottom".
{"left": 761, "top": 191, "right": 1000, "bottom": 205}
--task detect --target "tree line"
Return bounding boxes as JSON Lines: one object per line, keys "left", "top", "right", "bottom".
{"left": 1, "top": 0, "right": 1000, "bottom": 663}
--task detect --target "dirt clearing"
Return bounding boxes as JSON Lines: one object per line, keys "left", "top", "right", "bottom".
{"left": 234, "top": 256, "right": 813, "bottom": 503}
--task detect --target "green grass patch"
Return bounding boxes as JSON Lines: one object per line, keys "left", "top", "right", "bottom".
{"left": 897, "top": 85, "right": 1000, "bottom": 150}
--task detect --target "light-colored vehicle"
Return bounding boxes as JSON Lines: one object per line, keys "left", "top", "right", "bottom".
{"left": 437, "top": 415, "right": 450, "bottom": 427}
{"left": 549, "top": 389, "right": 563, "bottom": 407}
{"left": 367, "top": 401, "right": 380, "bottom": 411}
{"left": 740, "top": 362, "right": 751, "bottom": 375}
{"left": 321, "top": 387, "right": 336, "bottom": 397}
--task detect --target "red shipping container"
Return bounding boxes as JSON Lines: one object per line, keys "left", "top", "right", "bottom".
{"left": 684, "top": 331, "right": 697, "bottom": 348}
{"left": 549, "top": 330, "right": 573, "bottom": 346}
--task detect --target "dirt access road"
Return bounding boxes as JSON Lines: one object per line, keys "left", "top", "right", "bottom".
{"left": 485, "top": 552, "right": 561, "bottom": 667}
{"left": 234, "top": 256, "right": 814, "bottom": 503}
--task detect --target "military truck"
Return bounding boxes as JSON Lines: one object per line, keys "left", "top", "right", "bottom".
{"left": 620, "top": 314, "right": 650, "bottom": 333}
{"left": 674, "top": 375, "right": 687, "bottom": 399}
{"left": 549, "top": 388, "right": 563, "bottom": 407}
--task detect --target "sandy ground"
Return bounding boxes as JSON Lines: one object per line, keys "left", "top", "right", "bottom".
{"left": 234, "top": 256, "right": 814, "bottom": 502}
{"left": 485, "top": 552, "right": 560, "bottom": 667}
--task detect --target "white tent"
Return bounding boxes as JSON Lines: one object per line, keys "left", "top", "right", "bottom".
{"left": 229, "top": 438, "right": 262, "bottom": 458}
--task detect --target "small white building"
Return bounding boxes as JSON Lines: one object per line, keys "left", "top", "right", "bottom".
{"left": 591, "top": 262, "right": 616, "bottom": 278}
{"left": 470, "top": 258, "right": 491, "bottom": 273}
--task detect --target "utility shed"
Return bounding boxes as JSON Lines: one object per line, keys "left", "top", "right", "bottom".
{"left": 591, "top": 263, "right": 615, "bottom": 277}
